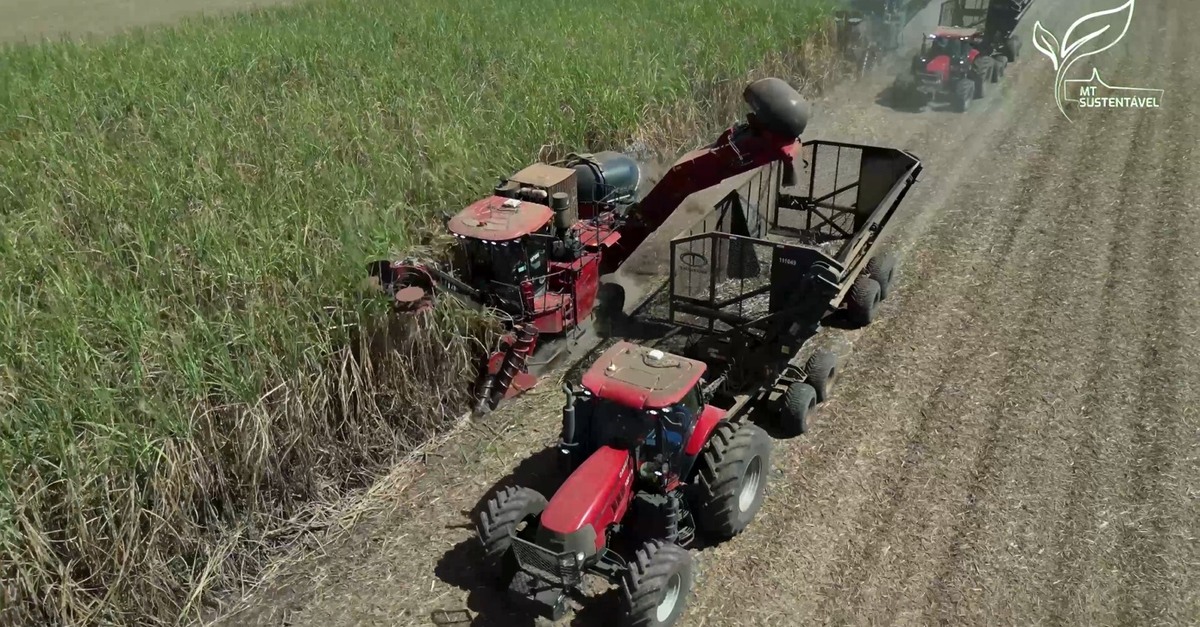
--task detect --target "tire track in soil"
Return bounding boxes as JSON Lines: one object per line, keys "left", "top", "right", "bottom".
{"left": 1044, "top": 2, "right": 1177, "bottom": 623}
{"left": 683, "top": 42, "right": 1073, "bottom": 626}
{"left": 818, "top": 79, "right": 1133, "bottom": 626}
{"left": 918, "top": 2, "right": 1173, "bottom": 622}
{"left": 1109, "top": 11, "right": 1200, "bottom": 624}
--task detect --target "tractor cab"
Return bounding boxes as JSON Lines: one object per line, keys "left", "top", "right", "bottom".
{"left": 563, "top": 342, "right": 714, "bottom": 488}
{"left": 914, "top": 28, "right": 982, "bottom": 82}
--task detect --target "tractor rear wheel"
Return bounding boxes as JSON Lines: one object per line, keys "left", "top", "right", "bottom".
{"left": 973, "top": 57, "right": 993, "bottom": 98}
{"left": 477, "top": 486, "right": 547, "bottom": 585}
{"left": 865, "top": 250, "right": 899, "bottom": 300}
{"left": 690, "top": 420, "right": 772, "bottom": 542}
{"left": 846, "top": 275, "right": 882, "bottom": 327}
{"left": 620, "top": 540, "right": 694, "bottom": 627}
{"left": 780, "top": 381, "right": 818, "bottom": 438}
{"left": 953, "top": 78, "right": 975, "bottom": 112}
{"left": 805, "top": 349, "right": 839, "bottom": 403}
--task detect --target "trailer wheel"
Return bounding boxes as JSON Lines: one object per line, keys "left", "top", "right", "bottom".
{"left": 847, "top": 275, "right": 882, "bottom": 327}
{"left": 477, "top": 486, "right": 547, "bottom": 585}
{"left": 1006, "top": 35, "right": 1022, "bottom": 61}
{"left": 992, "top": 55, "right": 1008, "bottom": 81}
{"left": 620, "top": 539, "right": 694, "bottom": 627}
{"left": 805, "top": 349, "right": 838, "bottom": 403}
{"left": 780, "top": 382, "right": 818, "bottom": 438}
{"left": 865, "top": 251, "right": 899, "bottom": 301}
{"left": 973, "top": 57, "right": 993, "bottom": 99}
{"left": 953, "top": 79, "right": 975, "bottom": 112}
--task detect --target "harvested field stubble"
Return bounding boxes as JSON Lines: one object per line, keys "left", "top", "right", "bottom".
{"left": 0, "top": 0, "right": 839, "bottom": 624}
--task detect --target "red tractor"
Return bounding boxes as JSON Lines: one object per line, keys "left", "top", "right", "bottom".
{"left": 477, "top": 341, "right": 773, "bottom": 626}
{"left": 892, "top": 0, "right": 1032, "bottom": 111}
{"left": 474, "top": 135, "right": 923, "bottom": 625}
{"left": 368, "top": 78, "right": 811, "bottom": 414}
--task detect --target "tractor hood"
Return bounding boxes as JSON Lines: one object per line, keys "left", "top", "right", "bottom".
{"left": 537, "top": 445, "right": 635, "bottom": 554}
{"left": 924, "top": 54, "right": 952, "bottom": 76}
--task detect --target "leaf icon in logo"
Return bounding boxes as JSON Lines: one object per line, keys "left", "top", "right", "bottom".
{"left": 1034, "top": 0, "right": 1137, "bottom": 120}
{"left": 1031, "top": 22, "right": 1061, "bottom": 71}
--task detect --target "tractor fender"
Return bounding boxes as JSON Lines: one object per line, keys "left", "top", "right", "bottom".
{"left": 683, "top": 405, "right": 729, "bottom": 457}
{"left": 539, "top": 446, "right": 636, "bottom": 553}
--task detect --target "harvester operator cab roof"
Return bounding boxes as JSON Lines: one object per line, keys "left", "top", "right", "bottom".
{"left": 446, "top": 195, "right": 552, "bottom": 300}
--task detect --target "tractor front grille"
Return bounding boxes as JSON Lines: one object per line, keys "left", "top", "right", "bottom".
{"left": 511, "top": 537, "right": 584, "bottom": 586}
{"left": 916, "top": 71, "right": 943, "bottom": 87}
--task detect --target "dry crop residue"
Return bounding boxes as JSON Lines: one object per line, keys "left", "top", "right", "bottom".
{"left": 214, "top": 0, "right": 1200, "bottom": 625}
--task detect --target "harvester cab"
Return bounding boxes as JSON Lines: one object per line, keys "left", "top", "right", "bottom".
{"left": 478, "top": 340, "right": 772, "bottom": 625}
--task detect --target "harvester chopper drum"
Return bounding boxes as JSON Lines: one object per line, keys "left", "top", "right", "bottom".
{"left": 368, "top": 78, "right": 812, "bottom": 416}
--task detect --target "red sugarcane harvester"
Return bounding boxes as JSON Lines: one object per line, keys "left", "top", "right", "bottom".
{"left": 475, "top": 113, "right": 923, "bottom": 623}
{"left": 368, "top": 78, "right": 811, "bottom": 415}
{"left": 892, "top": 0, "right": 1034, "bottom": 111}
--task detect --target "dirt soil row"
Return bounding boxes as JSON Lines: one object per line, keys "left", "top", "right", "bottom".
{"left": 211, "top": 0, "right": 1200, "bottom": 625}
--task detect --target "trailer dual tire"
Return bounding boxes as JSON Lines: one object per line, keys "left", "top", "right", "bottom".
{"left": 477, "top": 486, "right": 547, "bottom": 585}
{"left": 865, "top": 251, "right": 899, "bottom": 301}
{"left": 847, "top": 275, "right": 883, "bottom": 327}
{"left": 779, "top": 381, "right": 818, "bottom": 438}
{"left": 620, "top": 539, "right": 694, "bottom": 627}
{"left": 690, "top": 420, "right": 772, "bottom": 541}
{"left": 804, "top": 349, "right": 838, "bottom": 404}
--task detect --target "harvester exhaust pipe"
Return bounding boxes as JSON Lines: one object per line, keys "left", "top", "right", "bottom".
{"left": 558, "top": 382, "right": 578, "bottom": 472}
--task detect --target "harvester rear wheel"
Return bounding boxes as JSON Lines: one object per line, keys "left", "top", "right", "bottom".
{"left": 865, "top": 251, "right": 899, "bottom": 300}
{"left": 847, "top": 275, "right": 882, "bottom": 327}
{"left": 477, "top": 486, "right": 547, "bottom": 585}
{"left": 805, "top": 349, "right": 839, "bottom": 404}
{"left": 620, "top": 539, "right": 694, "bottom": 627}
{"left": 690, "top": 420, "right": 772, "bottom": 542}
{"left": 780, "top": 381, "right": 818, "bottom": 438}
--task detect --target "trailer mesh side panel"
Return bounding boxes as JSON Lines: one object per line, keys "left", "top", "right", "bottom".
{"left": 669, "top": 234, "right": 783, "bottom": 334}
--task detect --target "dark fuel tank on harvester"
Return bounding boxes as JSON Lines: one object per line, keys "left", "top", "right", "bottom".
{"left": 571, "top": 151, "right": 644, "bottom": 205}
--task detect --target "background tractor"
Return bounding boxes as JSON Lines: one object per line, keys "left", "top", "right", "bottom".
{"left": 891, "top": 0, "right": 1033, "bottom": 111}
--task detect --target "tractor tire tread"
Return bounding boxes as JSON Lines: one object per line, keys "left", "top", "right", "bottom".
{"left": 620, "top": 539, "right": 694, "bottom": 627}
{"left": 690, "top": 420, "right": 772, "bottom": 541}
{"left": 478, "top": 486, "right": 547, "bottom": 564}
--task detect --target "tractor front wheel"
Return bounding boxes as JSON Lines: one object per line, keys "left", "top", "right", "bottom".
{"left": 620, "top": 540, "right": 695, "bottom": 627}
{"left": 690, "top": 420, "right": 773, "bottom": 542}
{"left": 477, "top": 486, "right": 547, "bottom": 585}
